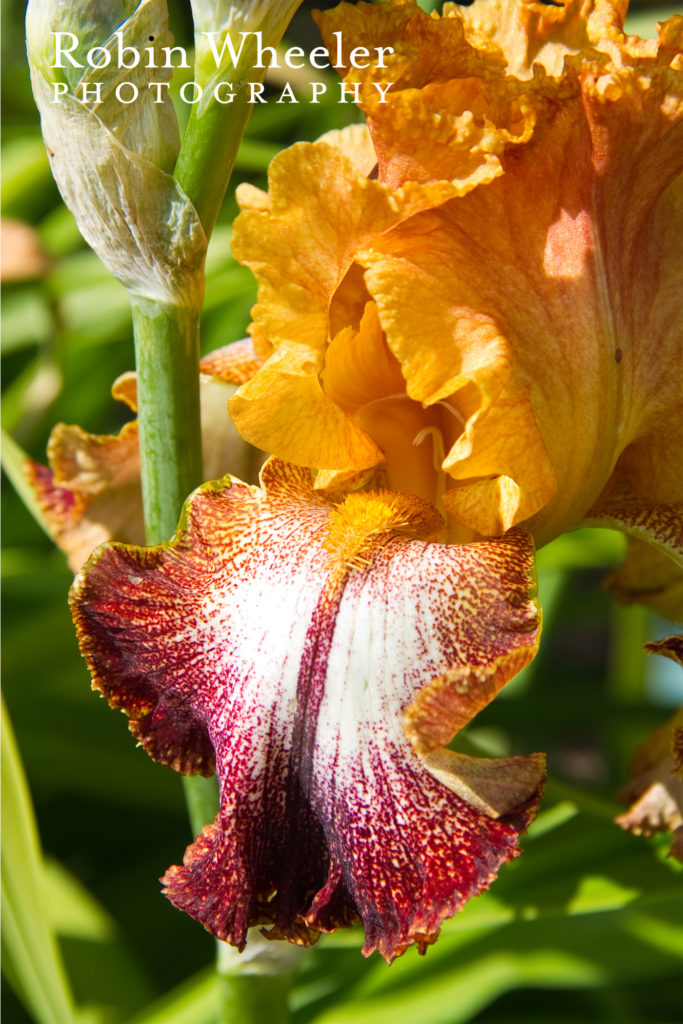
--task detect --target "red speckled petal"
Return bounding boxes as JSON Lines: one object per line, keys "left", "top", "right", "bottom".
{"left": 584, "top": 486, "right": 683, "bottom": 568}
{"left": 70, "top": 459, "right": 542, "bottom": 960}
{"left": 584, "top": 486, "right": 683, "bottom": 620}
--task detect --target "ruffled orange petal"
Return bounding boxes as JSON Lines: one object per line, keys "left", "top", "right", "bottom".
{"left": 453, "top": 0, "right": 594, "bottom": 78}
{"left": 198, "top": 337, "right": 265, "bottom": 386}
{"left": 229, "top": 344, "right": 383, "bottom": 470}
{"left": 314, "top": 1, "right": 539, "bottom": 192}
{"left": 441, "top": 382, "right": 556, "bottom": 535}
{"left": 227, "top": 0, "right": 681, "bottom": 545}
{"left": 229, "top": 139, "right": 406, "bottom": 465}
{"left": 317, "top": 124, "right": 378, "bottom": 176}
{"left": 361, "top": 181, "right": 563, "bottom": 534}
{"left": 361, "top": 8, "right": 682, "bottom": 541}
{"left": 229, "top": 120, "right": 508, "bottom": 472}
{"left": 231, "top": 140, "right": 403, "bottom": 353}
{"left": 70, "top": 458, "right": 543, "bottom": 961}
{"left": 322, "top": 302, "right": 405, "bottom": 416}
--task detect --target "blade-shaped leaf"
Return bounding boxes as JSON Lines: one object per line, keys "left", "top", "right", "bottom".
{"left": 1, "top": 697, "right": 77, "bottom": 1024}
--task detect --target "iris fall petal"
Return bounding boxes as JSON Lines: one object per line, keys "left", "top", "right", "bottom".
{"left": 70, "top": 458, "right": 543, "bottom": 960}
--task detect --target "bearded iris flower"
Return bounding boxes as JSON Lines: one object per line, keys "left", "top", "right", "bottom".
{"left": 38, "top": 363, "right": 546, "bottom": 960}
{"left": 36, "top": 364, "right": 545, "bottom": 961}
{"left": 62, "top": 0, "right": 682, "bottom": 963}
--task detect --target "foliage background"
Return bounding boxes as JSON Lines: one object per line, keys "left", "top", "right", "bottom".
{"left": 2, "top": 1, "right": 682, "bottom": 1021}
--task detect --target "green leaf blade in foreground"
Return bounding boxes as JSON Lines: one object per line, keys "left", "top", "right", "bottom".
{"left": 1, "top": 429, "right": 53, "bottom": 536}
{"left": 124, "top": 968, "right": 221, "bottom": 1024}
{"left": 45, "top": 858, "right": 155, "bottom": 1022}
{"left": 1, "top": 697, "right": 78, "bottom": 1024}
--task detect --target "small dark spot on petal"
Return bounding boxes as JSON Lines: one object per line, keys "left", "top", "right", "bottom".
{"left": 149, "top": 35, "right": 154, "bottom": 41}
{"left": 615, "top": 348, "right": 623, "bottom": 364}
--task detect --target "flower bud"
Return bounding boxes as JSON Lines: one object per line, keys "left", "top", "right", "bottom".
{"left": 26, "top": 0, "right": 206, "bottom": 307}
{"left": 190, "top": 0, "right": 302, "bottom": 109}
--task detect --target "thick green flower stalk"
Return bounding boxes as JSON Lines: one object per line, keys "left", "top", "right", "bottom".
{"left": 178, "top": 0, "right": 303, "bottom": 233}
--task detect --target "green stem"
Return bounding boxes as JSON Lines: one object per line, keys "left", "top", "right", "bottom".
{"left": 129, "top": 297, "right": 215, "bottom": 900}
{"left": 216, "top": 933, "right": 307, "bottom": 1024}
{"left": 182, "top": 775, "right": 220, "bottom": 838}
{"left": 174, "top": 88, "right": 253, "bottom": 238}
{"left": 219, "top": 974, "right": 293, "bottom": 1024}
{"left": 130, "top": 297, "right": 203, "bottom": 543}
{"left": 130, "top": 86, "right": 260, "bottom": 540}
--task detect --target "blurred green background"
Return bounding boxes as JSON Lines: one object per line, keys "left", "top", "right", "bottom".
{"left": 2, "top": 1, "right": 682, "bottom": 1022}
